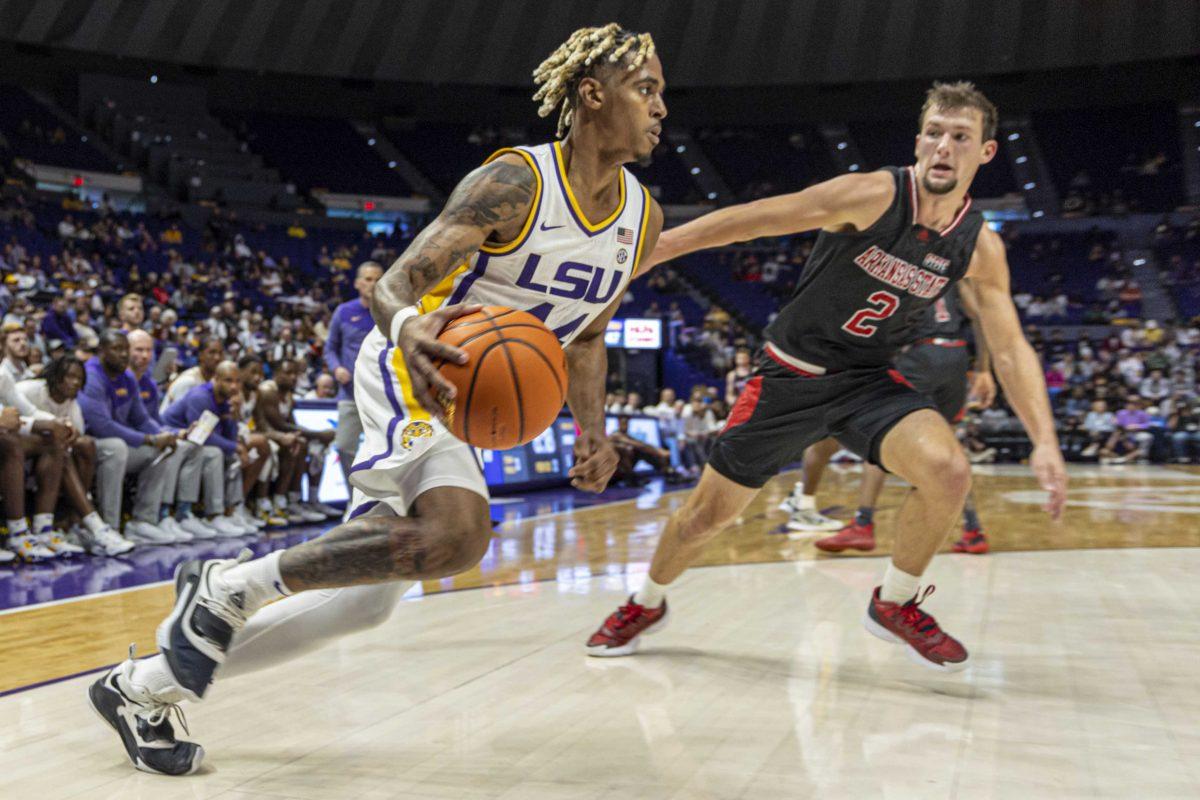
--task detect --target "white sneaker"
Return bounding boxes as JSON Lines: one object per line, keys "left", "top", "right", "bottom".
{"left": 37, "top": 529, "right": 87, "bottom": 557}
{"left": 0, "top": 546, "right": 15, "bottom": 563}
{"left": 294, "top": 504, "right": 327, "bottom": 523}
{"left": 777, "top": 483, "right": 805, "bottom": 513}
{"left": 76, "top": 524, "right": 135, "bottom": 556}
{"left": 179, "top": 515, "right": 219, "bottom": 540}
{"left": 125, "top": 521, "right": 177, "bottom": 546}
{"left": 209, "top": 515, "right": 248, "bottom": 537}
{"left": 786, "top": 509, "right": 844, "bottom": 532}
{"left": 228, "top": 514, "right": 257, "bottom": 535}
{"left": 277, "top": 505, "right": 305, "bottom": 524}
{"left": 311, "top": 502, "right": 342, "bottom": 519}
{"left": 158, "top": 517, "right": 194, "bottom": 543}
{"left": 10, "top": 533, "right": 59, "bottom": 561}
{"left": 235, "top": 505, "right": 266, "bottom": 529}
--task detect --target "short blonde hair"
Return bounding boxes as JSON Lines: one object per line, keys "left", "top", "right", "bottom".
{"left": 532, "top": 24, "right": 655, "bottom": 138}
{"left": 920, "top": 81, "right": 998, "bottom": 141}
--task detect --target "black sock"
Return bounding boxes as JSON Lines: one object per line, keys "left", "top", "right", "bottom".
{"left": 855, "top": 506, "right": 874, "bottom": 526}
{"left": 963, "top": 507, "right": 981, "bottom": 532}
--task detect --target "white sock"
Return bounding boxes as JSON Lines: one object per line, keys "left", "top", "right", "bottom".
{"left": 258, "top": 497, "right": 273, "bottom": 512}
{"left": 127, "top": 654, "right": 186, "bottom": 704}
{"left": 880, "top": 562, "right": 921, "bottom": 604}
{"left": 82, "top": 512, "right": 107, "bottom": 533}
{"left": 288, "top": 491, "right": 301, "bottom": 503}
{"left": 798, "top": 494, "right": 817, "bottom": 511}
{"left": 33, "top": 513, "right": 55, "bottom": 533}
{"left": 273, "top": 494, "right": 288, "bottom": 509}
{"left": 7, "top": 518, "right": 28, "bottom": 536}
{"left": 222, "top": 550, "right": 292, "bottom": 613}
{"left": 633, "top": 576, "right": 668, "bottom": 608}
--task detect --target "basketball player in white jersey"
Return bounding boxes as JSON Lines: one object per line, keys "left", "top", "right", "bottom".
{"left": 89, "top": 24, "right": 666, "bottom": 775}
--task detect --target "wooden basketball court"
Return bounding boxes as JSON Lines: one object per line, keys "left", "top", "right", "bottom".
{"left": 2, "top": 463, "right": 1198, "bottom": 798}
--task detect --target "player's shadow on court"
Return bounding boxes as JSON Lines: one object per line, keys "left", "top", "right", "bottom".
{"left": 590, "top": 646, "right": 989, "bottom": 700}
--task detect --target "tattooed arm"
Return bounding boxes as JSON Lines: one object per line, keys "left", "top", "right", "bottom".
{"left": 371, "top": 154, "right": 536, "bottom": 420}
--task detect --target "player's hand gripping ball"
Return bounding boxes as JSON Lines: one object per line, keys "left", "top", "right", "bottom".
{"left": 435, "top": 306, "right": 568, "bottom": 449}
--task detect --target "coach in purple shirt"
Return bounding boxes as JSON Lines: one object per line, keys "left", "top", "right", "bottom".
{"left": 77, "top": 330, "right": 180, "bottom": 541}
{"left": 325, "top": 261, "right": 383, "bottom": 482}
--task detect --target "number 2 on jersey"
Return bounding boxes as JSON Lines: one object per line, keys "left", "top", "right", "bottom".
{"left": 841, "top": 291, "right": 900, "bottom": 338}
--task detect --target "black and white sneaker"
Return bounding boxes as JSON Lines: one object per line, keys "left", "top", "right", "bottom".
{"left": 87, "top": 646, "right": 204, "bottom": 776}
{"left": 157, "top": 550, "right": 252, "bottom": 702}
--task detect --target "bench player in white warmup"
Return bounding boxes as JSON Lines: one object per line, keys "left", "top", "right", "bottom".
{"left": 89, "top": 23, "right": 666, "bottom": 775}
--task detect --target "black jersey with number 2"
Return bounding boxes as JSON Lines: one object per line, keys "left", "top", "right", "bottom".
{"left": 763, "top": 166, "right": 984, "bottom": 369}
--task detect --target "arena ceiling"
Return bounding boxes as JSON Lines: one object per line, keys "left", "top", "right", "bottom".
{"left": 1, "top": 0, "right": 1197, "bottom": 88}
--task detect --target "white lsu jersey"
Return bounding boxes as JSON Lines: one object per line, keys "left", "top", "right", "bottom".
{"left": 347, "top": 141, "right": 652, "bottom": 511}
{"left": 417, "top": 140, "right": 653, "bottom": 343}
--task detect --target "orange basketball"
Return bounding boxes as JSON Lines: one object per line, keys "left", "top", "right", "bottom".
{"left": 436, "top": 306, "right": 568, "bottom": 450}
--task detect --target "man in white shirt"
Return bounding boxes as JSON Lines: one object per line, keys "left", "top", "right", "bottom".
{"left": 1, "top": 322, "right": 33, "bottom": 383}
{"left": 161, "top": 338, "right": 225, "bottom": 413}
{"left": 17, "top": 356, "right": 132, "bottom": 555}
{"left": 0, "top": 364, "right": 82, "bottom": 560}
{"left": 1117, "top": 351, "right": 1145, "bottom": 387}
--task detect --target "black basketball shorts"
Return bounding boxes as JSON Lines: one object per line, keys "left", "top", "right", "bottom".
{"left": 892, "top": 343, "right": 972, "bottom": 423}
{"left": 707, "top": 350, "right": 935, "bottom": 489}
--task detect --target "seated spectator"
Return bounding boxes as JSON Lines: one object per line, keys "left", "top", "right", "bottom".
{"left": 162, "top": 361, "right": 264, "bottom": 535}
{"left": 78, "top": 331, "right": 183, "bottom": 545}
{"left": 1, "top": 321, "right": 33, "bottom": 381}
{"left": 17, "top": 356, "right": 131, "bottom": 555}
{"left": 679, "top": 393, "right": 717, "bottom": 477}
{"left": 41, "top": 295, "right": 78, "bottom": 350}
{"left": 608, "top": 415, "right": 680, "bottom": 486}
{"left": 1099, "top": 427, "right": 1140, "bottom": 465}
{"left": 161, "top": 337, "right": 224, "bottom": 412}
{"left": 1168, "top": 403, "right": 1200, "bottom": 463}
{"left": 305, "top": 372, "right": 338, "bottom": 399}
{"left": 1081, "top": 399, "right": 1117, "bottom": 459}
{"left": 960, "top": 417, "right": 996, "bottom": 463}
{"left": 0, "top": 367, "right": 81, "bottom": 560}
{"left": 254, "top": 358, "right": 340, "bottom": 521}
{"left": 1138, "top": 369, "right": 1170, "bottom": 403}
{"left": 1113, "top": 397, "right": 1154, "bottom": 461}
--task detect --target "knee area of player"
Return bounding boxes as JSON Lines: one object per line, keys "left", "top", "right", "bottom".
{"left": 331, "top": 585, "right": 404, "bottom": 631}
{"left": 402, "top": 513, "right": 492, "bottom": 576}
{"left": 908, "top": 448, "right": 972, "bottom": 498}
{"left": 672, "top": 501, "right": 734, "bottom": 545}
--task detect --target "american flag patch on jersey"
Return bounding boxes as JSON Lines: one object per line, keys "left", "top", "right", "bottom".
{"left": 617, "top": 227, "right": 634, "bottom": 244}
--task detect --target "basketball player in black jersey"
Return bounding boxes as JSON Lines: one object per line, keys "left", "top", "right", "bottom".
{"left": 587, "top": 82, "right": 1067, "bottom": 671}
{"left": 805, "top": 285, "right": 998, "bottom": 554}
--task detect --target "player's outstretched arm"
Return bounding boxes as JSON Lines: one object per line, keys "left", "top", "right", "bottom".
{"left": 962, "top": 227, "right": 1067, "bottom": 518}
{"left": 642, "top": 171, "right": 895, "bottom": 269}
{"left": 371, "top": 154, "right": 536, "bottom": 420}
{"left": 566, "top": 202, "right": 664, "bottom": 491}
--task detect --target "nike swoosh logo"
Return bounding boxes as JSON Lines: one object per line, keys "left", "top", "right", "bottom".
{"left": 539, "top": 222, "right": 565, "bottom": 231}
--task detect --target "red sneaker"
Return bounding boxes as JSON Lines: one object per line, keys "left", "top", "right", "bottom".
{"left": 814, "top": 522, "right": 875, "bottom": 553}
{"left": 952, "top": 529, "right": 989, "bottom": 554}
{"left": 863, "top": 586, "right": 968, "bottom": 672}
{"left": 586, "top": 595, "right": 669, "bottom": 657}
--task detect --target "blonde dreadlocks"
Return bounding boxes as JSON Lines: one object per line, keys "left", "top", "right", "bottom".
{"left": 532, "top": 24, "right": 656, "bottom": 138}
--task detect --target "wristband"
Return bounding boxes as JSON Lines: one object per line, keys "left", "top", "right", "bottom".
{"left": 389, "top": 305, "right": 420, "bottom": 343}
